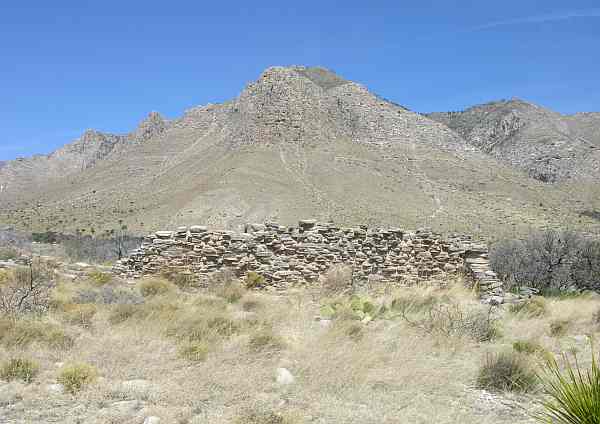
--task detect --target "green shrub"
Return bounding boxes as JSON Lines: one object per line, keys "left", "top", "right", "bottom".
{"left": 513, "top": 340, "right": 544, "bottom": 355}
{"left": 0, "top": 247, "right": 19, "bottom": 261}
{"left": 550, "top": 319, "right": 571, "bottom": 337}
{"left": 138, "top": 278, "right": 175, "bottom": 297}
{"left": 0, "top": 318, "right": 73, "bottom": 349}
{"left": 320, "top": 295, "right": 388, "bottom": 322}
{"left": 87, "top": 270, "right": 112, "bottom": 286}
{"left": 57, "top": 362, "right": 98, "bottom": 394}
{"left": 244, "top": 271, "right": 266, "bottom": 289}
{"left": 509, "top": 297, "right": 548, "bottom": 318}
{"left": 535, "top": 349, "right": 600, "bottom": 423}
{"left": 477, "top": 351, "right": 537, "bottom": 392}
{"left": 177, "top": 341, "right": 209, "bottom": 362}
{"left": 0, "top": 358, "right": 40, "bottom": 383}
{"left": 167, "top": 314, "right": 239, "bottom": 343}
{"left": 248, "top": 328, "right": 285, "bottom": 353}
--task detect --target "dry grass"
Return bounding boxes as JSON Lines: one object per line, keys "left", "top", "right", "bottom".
{"left": 0, "top": 357, "right": 39, "bottom": 383}
{"left": 2, "top": 276, "right": 600, "bottom": 423}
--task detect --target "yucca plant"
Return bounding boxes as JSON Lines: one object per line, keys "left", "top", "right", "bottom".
{"left": 535, "top": 344, "right": 600, "bottom": 423}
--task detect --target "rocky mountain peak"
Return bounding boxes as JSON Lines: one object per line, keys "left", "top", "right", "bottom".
{"left": 129, "top": 111, "right": 168, "bottom": 143}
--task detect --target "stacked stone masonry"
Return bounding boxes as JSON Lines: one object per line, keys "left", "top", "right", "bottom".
{"left": 114, "top": 220, "right": 502, "bottom": 298}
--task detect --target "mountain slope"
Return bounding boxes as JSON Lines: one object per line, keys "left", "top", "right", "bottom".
{"left": 0, "top": 112, "right": 169, "bottom": 196}
{"left": 427, "top": 99, "right": 600, "bottom": 183}
{"left": 0, "top": 67, "right": 597, "bottom": 236}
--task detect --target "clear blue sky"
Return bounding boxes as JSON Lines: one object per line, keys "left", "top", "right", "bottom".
{"left": 1, "top": 1, "right": 599, "bottom": 160}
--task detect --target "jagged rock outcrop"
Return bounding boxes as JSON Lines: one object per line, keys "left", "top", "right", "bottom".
{"left": 128, "top": 112, "right": 169, "bottom": 144}
{"left": 114, "top": 220, "right": 503, "bottom": 299}
{"left": 428, "top": 98, "right": 600, "bottom": 183}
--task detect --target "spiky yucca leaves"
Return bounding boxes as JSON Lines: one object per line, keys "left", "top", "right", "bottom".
{"left": 535, "top": 346, "right": 600, "bottom": 423}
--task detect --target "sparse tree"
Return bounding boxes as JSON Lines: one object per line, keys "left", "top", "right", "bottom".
{"left": 0, "top": 258, "right": 53, "bottom": 315}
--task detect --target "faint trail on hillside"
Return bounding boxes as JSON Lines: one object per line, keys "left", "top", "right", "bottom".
{"left": 278, "top": 145, "right": 335, "bottom": 217}
{"left": 406, "top": 141, "right": 445, "bottom": 220}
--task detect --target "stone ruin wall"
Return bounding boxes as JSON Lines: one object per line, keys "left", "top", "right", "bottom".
{"left": 114, "top": 220, "right": 503, "bottom": 299}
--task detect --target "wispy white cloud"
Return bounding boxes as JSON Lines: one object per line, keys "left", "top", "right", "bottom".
{"left": 469, "top": 9, "right": 600, "bottom": 31}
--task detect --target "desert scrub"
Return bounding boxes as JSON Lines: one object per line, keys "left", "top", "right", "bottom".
{"left": 241, "top": 297, "right": 263, "bottom": 312}
{"left": 61, "top": 303, "right": 97, "bottom": 327}
{"left": 398, "top": 300, "right": 501, "bottom": 342}
{"left": 109, "top": 303, "right": 140, "bottom": 325}
{"left": 87, "top": 270, "right": 112, "bottom": 286}
{"left": 58, "top": 362, "right": 98, "bottom": 394}
{"left": 320, "top": 295, "right": 387, "bottom": 322}
{"left": 535, "top": 349, "right": 600, "bottom": 423}
{"left": 549, "top": 319, "right": 571, "bottom": 337}
{"left": 234, "top": 409, "right": 299, "bottom": 424}
{"left": 214, "top": 283, "right": 245, "bottom": 304}
{"left": 248, "top": 328, "right": 286, "bottom": 353}
{"left": 391, "top": 292, "right": 439, "bottom": 314}
{"left": 0, "top": 247, "right": 19, "bottom": 261}
{"left": 160, "top": 268, "right": 195, "bottom": 289}
{"left": 513, "top": 339, "right": 545, "bottom": 355}
{"left": 138, "top": 277, "right": 175, "bottom": 297}
{"left": 244, "top": 271, "right": 266, "bottom": 289}
{"left": 177, "top": 340, "right": 210, "bottom": 362}
{"left": 477, "top": 351, "right": 537, "bottom": 392}
{"left": 193, "top": 294, "right": 227, "bottom": 309}
{"left": 320, "top": 264, "right": 352, "bottom": 294}
{"left": 0, "top": 317, "right": 73, "bottom": 349}
{"left": 332, "top": 320, "right": 364, "bottom": 342}
{"left": 167, "top": 313, "right": 239, "bottom": 344}
{"left": 593, "top": 306, "right": 600, "bottom": 325}
{"left": 0, "top": 358, "right": 39, "bottom": 383}
{"left": 509, "top": 297, "right": 548, "bottom": 318}
{"left": 49, "top": 281, "right": 75, "bottom": 311}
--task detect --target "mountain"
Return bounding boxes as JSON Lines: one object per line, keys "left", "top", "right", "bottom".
{"left": 0, "top": 112, "right": 169, "bottom": 195}
{"left": 427, "top": 99, "right": 600, "bottom": 183}
{"left": 0, "top": 67, "right": 597, "bottom": 236}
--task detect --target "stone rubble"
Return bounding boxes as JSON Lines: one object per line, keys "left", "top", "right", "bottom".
{"left": 113, "top": 220, "right": 502, "bottom": 299}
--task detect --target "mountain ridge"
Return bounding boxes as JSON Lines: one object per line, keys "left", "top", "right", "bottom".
{"left": 427, "top": 98, "right": 600, "bottom": 183}
{"left": 1, "top": 66, "right": 598, "bottom": 236}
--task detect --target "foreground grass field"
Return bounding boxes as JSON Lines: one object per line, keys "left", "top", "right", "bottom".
{"left": 1, "top": 267, "right": 600, "bottom": 423}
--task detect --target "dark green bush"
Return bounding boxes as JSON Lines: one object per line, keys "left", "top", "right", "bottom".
{"left": 477, "top": 351, "right": 537, "bottom": 392}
